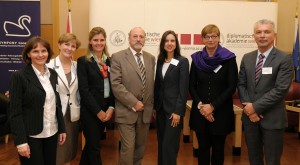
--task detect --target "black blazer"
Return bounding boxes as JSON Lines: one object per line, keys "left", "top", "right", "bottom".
{"left": 9, "top": 64, "right": 66, "bottom": 146}
{"left": 154, "top": 56, "right": 189, "bottom": 116}
{"left": 77, "top": 55, "right": 115, "bottom": 116}
{"left": 189, "top": 58, "right": 238, "bottom": 134}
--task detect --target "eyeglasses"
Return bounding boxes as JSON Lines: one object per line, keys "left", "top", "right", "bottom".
{"left": 203, "top": 35, "right": 218, "bottom": 40}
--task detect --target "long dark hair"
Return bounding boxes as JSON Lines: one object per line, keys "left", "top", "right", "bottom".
{"left": 157, "top": 30, "right": 181, "bottom": 64}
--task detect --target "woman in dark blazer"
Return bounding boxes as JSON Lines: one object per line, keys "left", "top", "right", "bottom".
{"left": 189, "top": 24, "right": 238, "bottom": 165}
{"left": 77, "top": 27, "right": 115, "bottom": 165}
{"left": 154, "top": 30, "right": 189, "bottom": 165}
{"left": 9, "top": 36, "right": 66, "bottom": 165}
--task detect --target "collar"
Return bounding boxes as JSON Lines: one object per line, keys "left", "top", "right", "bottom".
{"left": 258, "top": 46, "right": 273, "bottom": 59}
{"left": 129, "top": 47, "right": 143, "bottom": 56}
{"left": 31, "top": 64, "right": 50, "bottom": 77}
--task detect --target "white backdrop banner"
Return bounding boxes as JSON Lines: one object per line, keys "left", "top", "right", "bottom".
{"left": 90, "top": 0, "right": 277, "bottom": 66}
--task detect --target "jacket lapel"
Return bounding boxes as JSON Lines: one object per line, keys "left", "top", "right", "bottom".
{"left": 52, "top": 57, "right": 69, "bottom": 90}
{"left": 49, "top": 69, "right": 58, "bottom": 91}
{"left": 24, "top": 64, "right": 44, "bottom": 91}
{"left": 156, "top": 62, "right": 163, "bottom": 80}
{"left": 69, "top": 61, "right": 77, "bottom": 93}
{"left": 263, "top": 48, "right": 276, "bottom": 67}
{"left": 90, "top": 56, "right": 103, "bottom": 78}
{"left": 250, "top": 51, "right": 259, "bottom": 86}
{"left": 125, "top": 48, "right": 142, "bottom": 78}
{"left": 164, "top": 63, "right": 175, "bottom": 79}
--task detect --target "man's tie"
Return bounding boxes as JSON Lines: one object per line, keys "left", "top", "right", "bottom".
{"left": 136, "top": 53, "right": 146, "bottom": 94}
{"left": 255, "top": 54, "right": 265, "bottom": 82}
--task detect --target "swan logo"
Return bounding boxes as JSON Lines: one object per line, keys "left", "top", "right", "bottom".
{"left": 3, "top": 15, "right": 31, "bottom": 37}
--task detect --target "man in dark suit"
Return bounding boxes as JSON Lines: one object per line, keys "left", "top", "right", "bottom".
{"left": 238, "top": 19, "right": 293, "bottom": 165}
{"left": 110, "top": 27, "right": 156, "bottom": 165}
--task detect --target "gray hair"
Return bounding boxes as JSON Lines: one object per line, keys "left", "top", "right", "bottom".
{"left": 254, "top": 19, "right": 276, "bottom": 33}
{"left": 128, "top": 27, "right": 146, "bottom": 36}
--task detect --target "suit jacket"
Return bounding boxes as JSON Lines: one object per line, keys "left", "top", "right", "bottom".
{"left": 9, "top": 64, "right": 66, "bottom": 146}
{"left": 47, "top": 56, "right": 80, "bottom": 122}
{"left": 77, "top": 55, "right": 115, "bottom": 116}
{"left": 189, "top": 58, "right": 238, "bottom": 134}
{"left": 154, "top": 56, "right": 189, "bottom": 116}
{"left": 110, "top": 48, "right": 156, "bottom": 124}
{"left": 238, "top": 47, "right": 293, "bottom": 129}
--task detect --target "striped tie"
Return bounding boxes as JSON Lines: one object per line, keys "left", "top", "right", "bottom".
{"left": 255, "top": 54, "right": 265, "bottom": 82}
{"left": 136, "top": 53, "right": 146, "bottom": 94}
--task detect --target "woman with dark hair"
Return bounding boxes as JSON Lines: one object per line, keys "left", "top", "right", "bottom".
{"left": 77, "top": 27, "right": 115, "bottom": 165}
{"left": 154, "top": 30, "right": 189, "bottom": 165}
{"left": 9, "top": 36, "right": 66, "bottom": 165}
{"left": 189, "top": 24, "right": 238, "bottom": 165}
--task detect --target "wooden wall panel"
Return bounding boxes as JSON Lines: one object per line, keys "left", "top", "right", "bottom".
{"left": 40, "top": 24, "right": 54, "bottom": 52}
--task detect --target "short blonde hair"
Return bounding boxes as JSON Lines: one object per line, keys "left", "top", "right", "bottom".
{"left": 201, "top": 24, "right": 220, "bottom": 37}
{"left": 58, "top": 33, "right": 81, "bottom": 49}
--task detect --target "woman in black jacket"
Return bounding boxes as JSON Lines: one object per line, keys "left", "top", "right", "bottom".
{"left": 154, "top": 30, "right": 189, "bottom": 165}
{"left": 189, "top": 24, "right": 238, "bottom": 165}
{"left": 9, "top": 36, "right": 66, "bottom": 165}
{"left": 77, "top": 27, "right": 115, "bottom": 165}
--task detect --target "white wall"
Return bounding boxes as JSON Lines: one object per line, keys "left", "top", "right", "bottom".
{"left": 90, "top": 0, "right": 277, "bottom": 66}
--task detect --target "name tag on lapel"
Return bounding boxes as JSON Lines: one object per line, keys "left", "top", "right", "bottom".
{"left": 213, "top": 65, "right": 222, "bottom": 73}
{"left": 262, "top": 67, "right": 272, "bottom": 74}
{"left": 170, "top": 58, "right": 179, "bottom": 66}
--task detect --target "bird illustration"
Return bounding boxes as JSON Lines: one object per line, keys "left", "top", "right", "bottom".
{"left": 3, "top": 15, "right": 31, "bottom": 37}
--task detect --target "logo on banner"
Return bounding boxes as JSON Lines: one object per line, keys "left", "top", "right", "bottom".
{"left": 109, "top": 30, "right": 126, "bottom": 46}
{"left": 3, "top": 15, "right": 31, "bottom": 37}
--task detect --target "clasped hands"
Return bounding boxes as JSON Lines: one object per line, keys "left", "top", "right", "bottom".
{"left": 97, "top": 108, "right": 114, "bottom": 122}
{"left": 242, "top": 102, "right": 263, "bottom": 123}
{"left": 198, "top": 102, "right": 215, "bottom": 122}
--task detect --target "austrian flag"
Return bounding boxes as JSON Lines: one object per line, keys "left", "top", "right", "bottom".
{"left": 66, "top": 9, "right": 72, "bottom": 33}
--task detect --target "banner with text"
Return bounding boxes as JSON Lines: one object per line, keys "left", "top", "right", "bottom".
{"left": 0, "top": 0, "right": 40, "bottom": 93}
{"left": 90, "top": 0, "right": 277, "bottom": 67}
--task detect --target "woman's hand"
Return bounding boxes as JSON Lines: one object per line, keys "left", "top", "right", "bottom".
{"left": 103, "top": 108, "right": 114, "bottom": 122}
{"left": 97, "top": 110, "right": 107, "bottom": 122}
{"left": 17, "top": 144, "right": 31, "bottom": 158}
{"left": 199, "top": 104, "right": 215, "bottom": 122}
{"left": 169, "top": 113, "right": 181, "bottom": 127}
{"left": 59, "top": 133, "right": 67, "bottom": 145}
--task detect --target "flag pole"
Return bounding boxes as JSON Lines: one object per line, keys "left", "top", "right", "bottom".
{"left": 66, "top": 0, "right": 72, "bottom": 33}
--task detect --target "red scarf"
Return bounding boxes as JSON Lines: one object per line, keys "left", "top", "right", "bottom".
{"left": 99, "top": 61, "right": 108, "bottom": 78}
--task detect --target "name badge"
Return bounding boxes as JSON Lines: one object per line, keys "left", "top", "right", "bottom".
{"left": 262, "top": 67, "right": 272, "bottom": 74}
{"left": 170, "top": 58, "right": 179, "bottom": 66}
{"left": 213, "top": 65, "right": 222, "bottom": 73}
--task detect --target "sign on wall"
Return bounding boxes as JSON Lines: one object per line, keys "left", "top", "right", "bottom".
{"left": 90, "top": 0, "right": 277, "bottom": 67}
{"left": 0, "top": 0, "right": 40, "bottom": 93}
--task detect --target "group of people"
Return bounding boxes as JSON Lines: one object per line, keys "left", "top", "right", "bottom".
{"left": 7, "top": 18, "right": 292, "bottom": 165}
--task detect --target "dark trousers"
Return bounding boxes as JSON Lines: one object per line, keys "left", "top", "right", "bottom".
{"left": 196, "top": 132, "right": 227, "bottom": 165}
{"left": 244, "top": 123, "right": 284, "bottom": 165}
{"left": 19, "top": 133, "right": 58, "bottom": 165}
{"left": 156, "top": 110, "right": 182, "bottom": 165}
{"left": 79, "top": 99, "right": 109, "bottom": 165}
